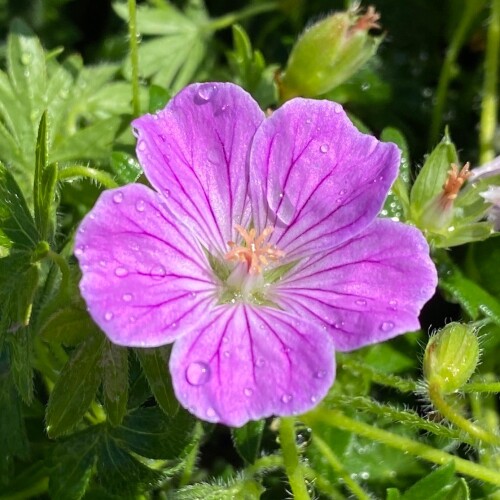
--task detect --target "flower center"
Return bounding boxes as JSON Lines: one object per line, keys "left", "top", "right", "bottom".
{"left": 224, "top": 225, "right": 285, "bottom": 275}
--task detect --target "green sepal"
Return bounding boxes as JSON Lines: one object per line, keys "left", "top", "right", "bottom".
{"left": 203, "top": 246, "right": 231, "bottom": 282}
{"left": 410, "top": 130, "right": 458, "bottom": 219}
{"left": 264, "top": 260, "right": 298, "bottom": 284}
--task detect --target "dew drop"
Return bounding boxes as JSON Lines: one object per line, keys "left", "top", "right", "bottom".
{"left": 206, "top": 407, "right": 217, "bottom": 418}
{"left": 129, "top": 316, "right": 136, "bottom": 323}
{"left": 244, "top": 387, "right": 253, "bottom": 397}
{"left": 333, "top": 103, "right": 342, "bottom": 113}
{"left": 99, "top": 260, "right": 107, "bottom": 267}
{"left": 319, "top": 144, "right": 329, "bottom": 154}
{"left": 196, "top": 84, "right": 217, "bottom": 102}
{"left": 311, "top": 395, "right": 317, "bottom": 403}
{"left": 339, "top": 189, "right": 347, "bottom": 195}
{"left": 138, "top": 140, "right": 146, "bottom": 151}
{"left": 255, "top": 357, "right": 266, "bottom": 368}
{"left": 104, "top": 311, "right": 113, "bottom": 321}
{"left": 163, "top": 189, "right": 170, "bottom": 198}
{"left": 135, "top": 199, "right": 145, "bottom": 212}
{"left": 281, "top": 394, "right": 293, "bottom": 403}
{"left": 223, "top": 350, "right": 230, "bottom": 358}
{"left": 186, "top": 361, "right": 211, "bottom": 386}
{"left": 380, "top": 321, "right": 395, "bottom": 332}
{"left": 389, "top": 299, "right": 398, "bottom": 310}
{"left": 150, "top": 264, "right": 166, "bottom": 280}
{"left": 115, "top": 266, "right": 128, "bottom": 277}
{"left": 314, "top": 370, "right": 327, "bottom": 379}
{"left": 123, "top": 293, "right": 133, "bottom": 302}
{"left": 355, "top": 299, "right": 367, "bottom": 306}
{"left": 113, "top": 191, "right": 123, "bottom": 204}
{"left": 74, "top": 246, "right": 84, "bottom": 256}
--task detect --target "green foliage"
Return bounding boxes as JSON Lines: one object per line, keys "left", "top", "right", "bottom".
{"left": 0, "top": 1, "right": 499, "bottom": 499}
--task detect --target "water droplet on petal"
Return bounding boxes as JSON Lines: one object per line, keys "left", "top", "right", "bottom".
{"left": 206, "top": 407, "right": 217, "bottom": 418}
{"left": 355, "top": 299, "right": 367, "bottom": 306}
{"left": 135, "top": 199, "right": 145, "bottom": 212}
{"left": 150, "top": 264, "right": 166, "bottom": 280}
{"left": 196, "top": 84, "right": 217, "bottom": 103}
{"left": 129, "top": 316, "right": 136, "bottom": 323}
{"left": 113, "top": 191, "right": 123, "bottom": 204}
{"left": 163, "top": 189, "right": 170, "bottom": 198}
{"left": 123, "top": 293, "right": 133, "bottom": 302}
{"left": 314, "top": 370, "right": 327, "bottom": 379}
{"left": 74, "top": 246, "right": 84, "bottom": 256}
{"left": 310, "top": 395, "right": 317, "bottom": 403}
{"left": 281, "top": 394, "right": 293, "bottom": 403}
{"left": 223, "top": 350, "right": 230, "bottom": 358}
{"left": 255, "top": 357, "right": 266, "bottom": 368}
{"left": 186, "top": 361, "right": 211, "bottom": 386}
{"left": 320, "top": 144, "right": 329, "bottom": 154}
{"left": 104, "top": 311, "right": 113, "bottom": 321}
{"left": 339, "top": 189, "right": 347, "bottom": 195}
{"left": 138, "top": 140, "right": 146, "bottom": 151}
{"left": 115, "top": 266, "right": 128, "bottom": 277}
{"left": 380, "top": 321, "right": 395, "bottom": 332}
{"left": 389, "top": 299, "right": 398, "bottom": 310}
{"left": 244, "top": 387, "right": 253, "bottom": 397}
{"left": 333, "top": 103, "right": 342, "bottom": 113}
{"left": 99, "top": 260, "right": 107, "bottom": 267}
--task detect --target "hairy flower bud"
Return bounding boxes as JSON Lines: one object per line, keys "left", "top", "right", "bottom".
{"left": 278, "top": 5, "right": 382, "bottom": 100}
{"left": 423, "top": 323, "right": 480, "bottom": 394}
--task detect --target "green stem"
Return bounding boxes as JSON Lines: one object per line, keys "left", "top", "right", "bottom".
{"left": 301, "top": 464, "right": 345, "bottom": 499}
{"left": 58, "top": 165, "right": 119, "bottom": 189}
{"left": 463, "top": 381, "right": 500, "bottom": 393}
{"left": 179, "top": 423, "right": 203, "bottom": 487}
{"left": 248, "top": 454, "right": 283, "bottom": 475}
{"left": 429, "top": 0, "right": 486, "bottom": 146}
{"left": 207, "top": 2, "right": 279, "bottom": 31}
{"left": 330, "top": 394, "right": 472, "bottom": 444}
{"left": 479, "top": 0, "right": 500, "bottom": 163}
{"left": 428, "top": 383, "right": 500, "bottom": 446}
{"left": 312, "top": 433, "right": 371, "bottom": 500}
{"left": 340, "top": 357, "right": 417, "bottom": 392}
{"left": 279, "top": 417, "right": 310, "bottom": 500}
{"left": 304, "top": 408, "right": 500, "bottom": 486}
{"left": 128, "top": 0, "right": 141, "bottom": 116}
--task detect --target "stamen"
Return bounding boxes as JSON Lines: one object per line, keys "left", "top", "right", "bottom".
{"left": 441, "top": 162, "right": 471, "bottom": 205}
{"left": 225, "top": 225, "right": 285, "bottom": 275}
{"left": 350, "top": 5, "right": 381, "bottom": 33}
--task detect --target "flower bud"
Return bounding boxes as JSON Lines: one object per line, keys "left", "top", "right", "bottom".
{"left": 278, "top": 6, "right": 382, "bottom": 100}
{"left": 423, "top": 322, "right": 480, "bottom": 394}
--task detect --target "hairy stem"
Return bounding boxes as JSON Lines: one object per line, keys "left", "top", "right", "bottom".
{"left": 479, "top": 0, "right": 500, "bottom": 163}
{"left": 428, "top": 383, "right": 500, "bottom": 446}
{"left": 128, "top": 0, "right": 141, "bottom": 116}
{"left": 312, "top": 433, "right": 371, "bottom": 500}
{"left": 279, "top": 417, "right": 310, "bottom": 500}
{"left": 58, "top": 165, "right": 119, "bottom": 189}
{"left": 304, "top": 408, "right": 500, "bottom": 486}
{"left": 429, "top": 0, "right": 486, "bottom": 146}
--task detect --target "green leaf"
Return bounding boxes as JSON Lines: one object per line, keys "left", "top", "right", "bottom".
{"left": 231, "top": 420, "right": 265, "bottom": 464}
{"left": 7, "top": 328, "right": 34, "bottom": 403}
{"left": 444, "top": 478, "right": 470, "bottom": 500}
{"left": 410, "top": 131, "right": 458, "bottom": 218}
{"left": 101, "top": 342, "right": 129, "bottom": 427}
{"left": 136, "top": 346, "right": 179, "bottom": 416}
{"left": 113, "top": 2, "right": 210, "bottom": 91}
{"left": 111, "top": 406, "right": 196, "bottom": 460}
{"left": 175, "top": 480, "right": 258, "bottom": 500}
{"left": 46, "top": 333, "right": 105, "bottom": 437}
{"left": 49, "top": 428, "right": 99, "bottom": 500}
{"left": 148, "top": 84, "right": 171, "bottom": 113}
{"left": 387, "top": 489, "right": 402, "bottom": 500}
{"left": 95, "top": 433, "right": 164, "bottom": 495}
{"left": 0, "top": 352, "right": 29, "bottom": 482}
{"left": 438, "top": 254, "right": 500, "bottom": 326}
{"left": 0, "top": 162, "right": 38, "bottom": 251}
{"left": 401, "top": 462, "right": 456, "bottom": 500}
{"left": 38, "top": 306, "right": 97, "bottom": 346}
{"left": 110, "top": 152, "right": 142, "bottom": 186}
{"left": 51, "top": 117, "right": 121, "bottom": 163}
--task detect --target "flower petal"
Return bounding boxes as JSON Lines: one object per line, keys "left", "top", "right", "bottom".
{"left": 75, "top": 184, "right": 216, "bottom": 347}
{"left": 170, "top": 304, "right": 335, "bottom": 427}
{"left": 249, "top": 99, "right": 400, "bottom": 258}
{"left": 133, "top": 83, "right": 265, "bottom": 255}
{"left": 274, "top": 219, "right": 437, "bottom": 351}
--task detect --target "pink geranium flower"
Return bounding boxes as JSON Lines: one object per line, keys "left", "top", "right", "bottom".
{"left": 75, "top": 83, "right": 437, "bottom": 427}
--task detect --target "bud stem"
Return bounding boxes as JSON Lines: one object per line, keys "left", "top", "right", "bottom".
{"left": 279, "top": 417, "right": 311, "bottom": 500}
{"left": 428, "top": 382, "right": 500, "bottom": 446}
